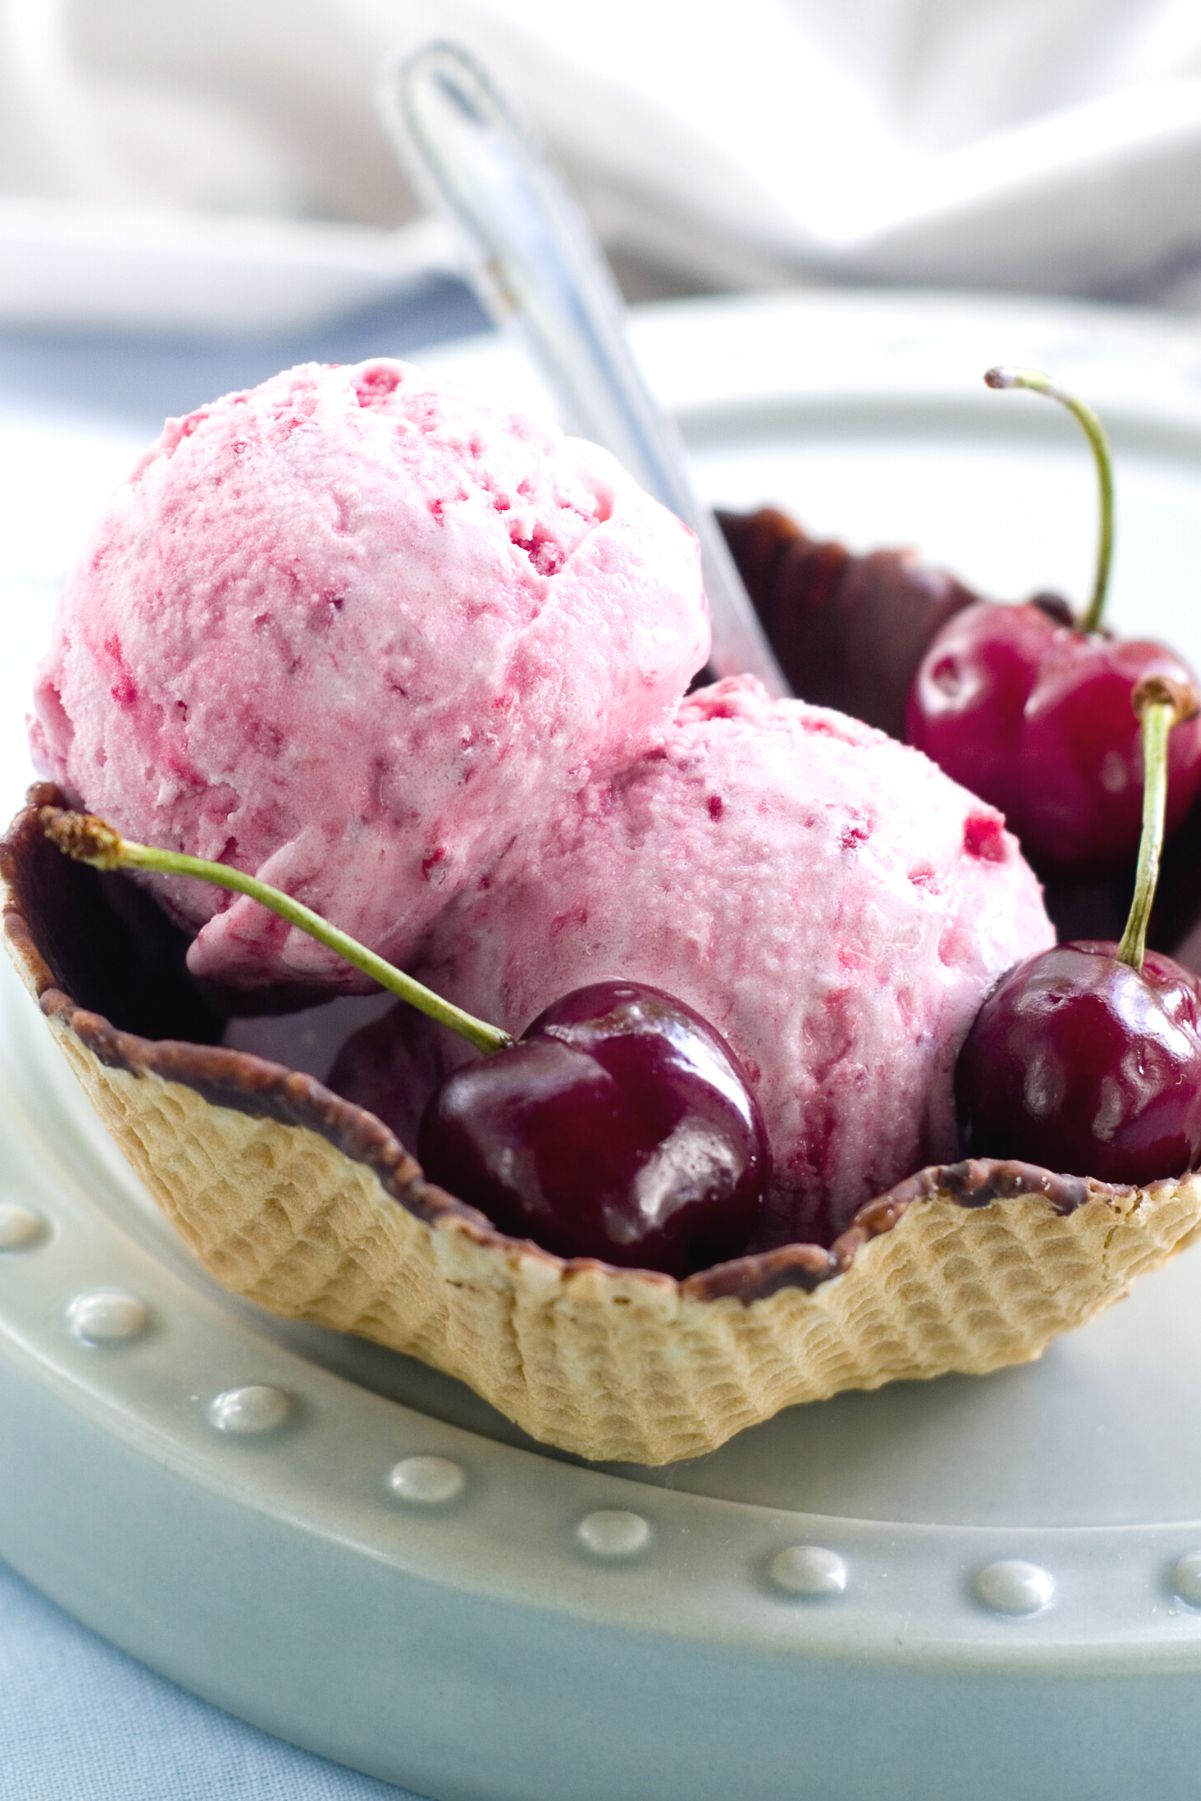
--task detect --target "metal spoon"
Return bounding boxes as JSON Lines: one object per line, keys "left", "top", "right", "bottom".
{"left": 378, "top": 40, "right": 789, "bottom": 695}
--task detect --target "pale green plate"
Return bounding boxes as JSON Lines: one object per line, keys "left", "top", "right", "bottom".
{"left": 5, "top": 290, "right": 1201, "bottom": 1801}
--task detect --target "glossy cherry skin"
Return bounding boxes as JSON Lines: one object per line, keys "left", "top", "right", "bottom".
{"left": 417, "top": 981, "right": 769, "bottom": 1277}
{"left": 906, "top": 600, "right": 1201, "bottom": 870}
{"left": 955, "top": 941, "right": 1201, "bottom": 1184}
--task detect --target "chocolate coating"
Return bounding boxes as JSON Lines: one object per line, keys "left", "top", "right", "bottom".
{"left": 716, "top": 506, "right": 977, "bottom": 739}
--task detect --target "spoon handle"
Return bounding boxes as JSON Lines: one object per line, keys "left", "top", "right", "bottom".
{"left": 380, "top": 42, "right": 789, "bottom": 696}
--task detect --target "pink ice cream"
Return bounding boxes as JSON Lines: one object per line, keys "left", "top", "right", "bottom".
{"left": 406, "top": 677, "right": 1055, "bottom": 1242}
{"left": 29, "top": 356, "right": 1056, "bottom": 1243}
{"left": 30, "top": 360, "right": 709, "bottom": 990}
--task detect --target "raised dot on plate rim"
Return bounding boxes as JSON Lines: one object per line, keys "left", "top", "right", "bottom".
{"left": 575, "top": 1509, "right": 652, "bottom": 1560}
{"left": 66, "top": 1288, "right": 148, "bottom": 1344}
{"left": 769, "top": 1545, "right": 849, "bottom": 1598}
{"left": 973, "top": 1559, "right": 1055, "bottom": 1616}
{"left": 1170, "top": 1552, "right": 1201, "bottom": 1607}
{"left": 208, "top": 1385, "right": 292, "bottom": 1435}
{"left": 388, "top": 1455, "right": 466, "bottom": 1506}
{"left": 0, "top": 1203, "right": 45, "bottom": 1251}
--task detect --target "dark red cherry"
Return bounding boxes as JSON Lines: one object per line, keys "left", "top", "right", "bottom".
{"left": 38, "top": 815, "right": 768, "bottom": 1277}
{"left": 417, "top": 981, "right": 768, "bottom": 1276}
{"left": 956, "top": 679, "right": 1201, "bottom": 1183}
{"left": 955, "top": 942, "right": 1201, "bottom": 1183}
{"left": 906, "top": 366, "right": 1201, "bottom": 871}
{"left": 907, "top": 602, "right": 1201, "bottom": 868}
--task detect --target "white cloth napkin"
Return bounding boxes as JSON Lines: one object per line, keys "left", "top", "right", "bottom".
{"left": 4, "top": 0, "right": 1201, "bottom": 329}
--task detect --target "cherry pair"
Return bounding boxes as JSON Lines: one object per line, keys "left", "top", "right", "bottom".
{"left": 908, "top": 367, "right": 1201, "bottom": 870}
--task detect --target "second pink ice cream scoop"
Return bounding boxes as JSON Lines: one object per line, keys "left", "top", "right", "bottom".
{"left": 400, "top": 677, "right": 1055, "bottom": 1242}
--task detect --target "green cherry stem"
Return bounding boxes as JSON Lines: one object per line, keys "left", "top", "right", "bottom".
{"left": 40, "top": 807, "right": 513, "bottom": 1057}
{"left": 1116, "top": 677, "right": 1198, "bottom": 972}
{"left": 984, "top": 365, "right": 1114, "bottom": 635}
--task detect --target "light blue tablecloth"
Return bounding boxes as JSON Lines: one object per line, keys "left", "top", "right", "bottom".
{"left": 0, "top": 1562, "right": 422, "bottom": 1800}
{"left": 0, "top": 273, "right": 485, "bottom": 1801}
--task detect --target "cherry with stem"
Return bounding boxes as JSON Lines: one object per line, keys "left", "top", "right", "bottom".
{"left": 955, "top": 674, "right": 1201, "bottom": 1184}
{"left": 42, "top": 808, "right": 768, "bottom": 1275}
{"left": 984, "top": 367, "right": 1114, "bottom": 636}
{"left": 906, "top": 366, "right": 1201, "bottom": 871}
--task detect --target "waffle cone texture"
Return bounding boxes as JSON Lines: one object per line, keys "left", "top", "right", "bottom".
{"left": 6, "top": 794, "right": 1201, "bottom": 1465}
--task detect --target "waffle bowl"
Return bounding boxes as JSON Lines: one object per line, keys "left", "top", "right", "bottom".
{"left": 8, "top": 781, "right": 1201, "bottom": 1467}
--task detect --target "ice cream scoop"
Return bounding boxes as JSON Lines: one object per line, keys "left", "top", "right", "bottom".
{"left": 403, "top": 676, "right": 1055, "bottom": 1243}
{"left": 384, "top": 41, "right": 787, "bottom": 696}
{"left": 29, "top": 358, "right": 709, "bottom": 994}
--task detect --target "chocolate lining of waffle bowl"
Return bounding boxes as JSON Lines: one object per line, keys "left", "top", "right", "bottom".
{"left": 0, "top": 778, "right": 1119, "bottom": 1310}
{"left": 716, "top": 506, "right": 977, "bottom": 741}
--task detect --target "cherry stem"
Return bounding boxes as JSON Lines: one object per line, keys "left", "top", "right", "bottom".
{"left": 1116, "top": 693, "right": 1178, "bottom": 972}
{"left": 39, "top": 808, "right": 513, "bottom": 1057}
{"left": 984, "top": 365, "right": 1114, "bottom": 635}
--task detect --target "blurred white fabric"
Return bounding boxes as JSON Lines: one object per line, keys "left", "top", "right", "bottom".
{"left": 4, "top": 0, "right": 1201, "bottom": 329}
